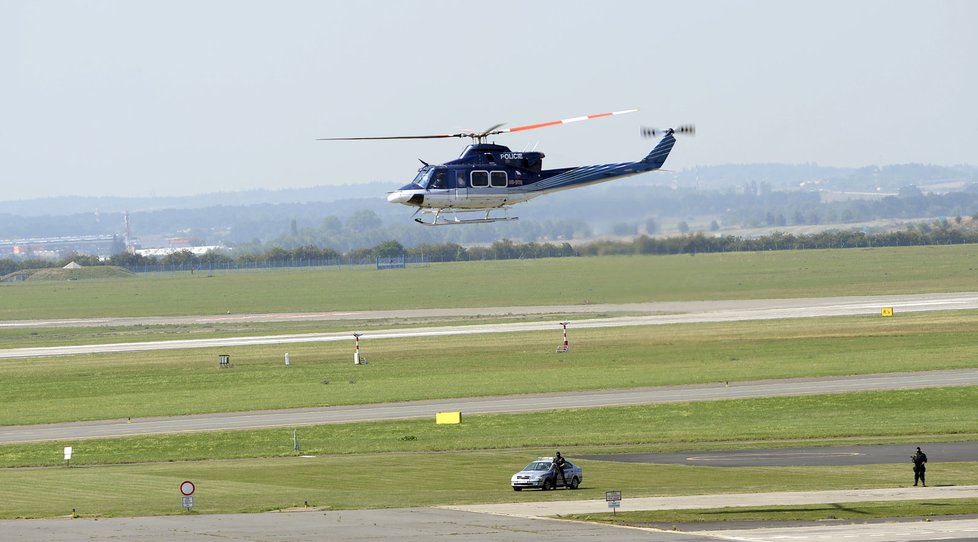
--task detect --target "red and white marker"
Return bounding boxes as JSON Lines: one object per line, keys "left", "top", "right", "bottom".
{"left": 556, "top": 322, "right": 570, "bottom": 353}
{"left": 353, "top": 333, "right": 364, "bottom": 365}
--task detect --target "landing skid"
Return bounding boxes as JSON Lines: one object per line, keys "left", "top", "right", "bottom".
{"left": 415, "top": 208, "right": 519, "bottom": 226}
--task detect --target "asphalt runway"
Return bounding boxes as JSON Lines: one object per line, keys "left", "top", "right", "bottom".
{"left": 0, "top": 508, "right": 716, "bottom": 542}
{"left": 579, "top": 442, "right": 978, "bottom": 467}
{"left": 3, "top": 369, "right": 978, "bottom": 444}
{"left": 4, "top": 292, "right": 978, "bottom": 359}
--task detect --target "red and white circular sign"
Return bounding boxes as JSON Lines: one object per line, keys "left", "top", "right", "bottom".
{"left": 180, "top": 480, "right": 195, "bottom": 496}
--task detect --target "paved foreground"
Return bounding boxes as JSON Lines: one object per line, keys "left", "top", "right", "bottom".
{"left": 3, "top": 487, "right": 977, "bottom": 542}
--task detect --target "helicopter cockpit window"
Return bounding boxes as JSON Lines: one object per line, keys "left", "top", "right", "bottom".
{"left": 413, "top": 166, "right": 433, "bottom": 189}
{"left": 490, "top": 171, "right": 508, "bottom": 188}
{"left": 471, "top": 170, "right": 489, "bottom": 188}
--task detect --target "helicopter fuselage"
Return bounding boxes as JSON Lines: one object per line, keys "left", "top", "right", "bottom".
{"left": 387, "top": 136, "right": 674, "bottom": 220}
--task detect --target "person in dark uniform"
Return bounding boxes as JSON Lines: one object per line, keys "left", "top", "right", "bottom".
{"left": 550, "top": 451, "right": 568, "bottom": 487}
{"left": 912, "top": 447, "right": 928, "bottom": 486}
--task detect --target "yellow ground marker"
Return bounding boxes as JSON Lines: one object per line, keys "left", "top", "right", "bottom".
{"left": 436, "top": 412, "right": 461, "bottom": 424}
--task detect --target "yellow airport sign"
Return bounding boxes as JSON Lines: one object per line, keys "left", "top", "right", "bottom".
{"left": 881, "top": 307, "right": 894, "bottom": 317}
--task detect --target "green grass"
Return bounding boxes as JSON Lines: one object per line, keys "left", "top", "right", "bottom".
{"left": 567, "top": 499, "right": 978, "bottom": 526}
{"left": 4, "top": 248, "right": 978, "bottom": 519}
{"left": 4, "top": 245, "right": 978, "bottom": 320}
{"left": 3, "top": 387, "right": 978, "bottom": 518}
{"left": 3, "top": 387, "right": 978, "bottom": 468}
{"left": 7, "top": 455, "right": 978, "bottom": 520}
{"left": 8, "top": 452, "right": 974, "bottom": 520}
{"left": 4, "top": 311, "right": 978, "bottom": 425}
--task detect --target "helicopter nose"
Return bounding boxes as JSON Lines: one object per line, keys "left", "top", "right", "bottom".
{"left": 387, "top": 190, "right": 423, "bottom": 206}
{"left": 387, "top": 191, "right": 409, "bottom": 204}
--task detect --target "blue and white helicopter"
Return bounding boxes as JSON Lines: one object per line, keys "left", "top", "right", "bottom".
{"left": 321, "top": 110, "right": 693, "bottom": 226}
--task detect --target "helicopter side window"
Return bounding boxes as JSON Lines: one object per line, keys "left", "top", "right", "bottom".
{"left": 430, "top": 169, "right": 447, "bottom": 190}
{"left": 490, "top": 171, "right": 508, "bottom": 188}
{"left": 456, "top": 171, "right": 467, "bottom": 188}
{"left": 471, "top": 170, "right": 489, "bottom": 188}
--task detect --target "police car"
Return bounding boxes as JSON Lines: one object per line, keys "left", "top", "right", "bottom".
{"left": 510, "top": 456, "right": 582, "bottom": 491}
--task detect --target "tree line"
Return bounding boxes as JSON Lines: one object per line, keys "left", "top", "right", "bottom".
{"left": 4, "top": 220, "right": 978, "bottom": 277}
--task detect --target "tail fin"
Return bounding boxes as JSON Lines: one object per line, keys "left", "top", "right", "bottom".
{"left": 642, "top": 131, "right": 676, "bottom": 169}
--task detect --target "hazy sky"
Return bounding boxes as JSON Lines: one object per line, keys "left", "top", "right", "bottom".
{"left": 2, "top": 0, "right": 975, "bottom": 202}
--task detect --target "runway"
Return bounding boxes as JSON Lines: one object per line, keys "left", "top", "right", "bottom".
{"left": 3, "top": 368, "right": 978, "bottom": 444}
{"left": 3, "top": 292, "right": 978, "bottom": 359}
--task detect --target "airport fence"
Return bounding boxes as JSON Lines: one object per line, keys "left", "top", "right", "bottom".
{"left": 122, "top": 256, "right": 428, "bottom": 274}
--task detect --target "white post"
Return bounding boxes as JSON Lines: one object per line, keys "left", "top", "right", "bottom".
{"left": 354, "top": 333, "right": 362, "bottom": 365}
{"left": 557, "top": 322, "right": 570, "bottom": 352}
{"left": 285, "top": 352, "right": 290, "bottom": 366}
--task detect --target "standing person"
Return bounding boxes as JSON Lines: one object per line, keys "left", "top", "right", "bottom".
{"left": 912, "top": 447, "right": 928, "bottom": 487}
{"left": 551, "top": 451, "right": 568, "bottom": 488}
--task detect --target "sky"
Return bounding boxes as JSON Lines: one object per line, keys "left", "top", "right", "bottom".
{"left": 1, "top": 0, "right": 976, "bottom": 202}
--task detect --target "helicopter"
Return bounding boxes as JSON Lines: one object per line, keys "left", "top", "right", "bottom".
{"left": 320, "top": 110, "right": 693, "bottom": 226}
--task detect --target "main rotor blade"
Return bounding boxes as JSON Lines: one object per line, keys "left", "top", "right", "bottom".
{"left": 318, "top": 108, "right": 639, "bottom": 142}
{"left": 317, "top": 134, "right": 460, "bottom": 141}
{"left": 487, "top": 109, "right": 638, "bottom": 136}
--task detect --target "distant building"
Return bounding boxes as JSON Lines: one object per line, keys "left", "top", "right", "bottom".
{"left": 0, "top": 235, "right": 117, "bottom": 259}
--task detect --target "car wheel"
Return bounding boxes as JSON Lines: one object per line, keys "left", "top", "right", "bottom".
{"left": 569, "top": 477, "right": 580, "bottom": 489}
{"left": 541, "top": 478, "right": 553, "bottom": 491}
{"left": 513, "top": 486, "right": 522, "bottom": 491}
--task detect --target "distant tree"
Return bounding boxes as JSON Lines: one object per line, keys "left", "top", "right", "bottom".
{"left": 321, "top": 216, "right": 343, "bottom": 234}
{"left": 109, "top": 252, "right": 151, "bottom": 268}
{"left": 373, "top": 240, "right": 406, "bottom": 258}
{"left": 162, "top": 250, "right": 198, "bottom": 266}
{"left": 346, "top": 210, "right": 382, "bottom": 233}
{"left": 347, "top": 247, "right": 373, "bottom": 262}
{"left": 408, "top": 243, "right": 467, "bottom": 262}
{"left": 645, "top": 218, "right": 659, "bottom": 235}
{"left": 677, "top": 221, "right": 690, "bottom": 233}
{"left": 709, "top": 220, "right": 720, "bottom": 232}
{"left": 110, "top": 235, "right": 127, "bottom": 255}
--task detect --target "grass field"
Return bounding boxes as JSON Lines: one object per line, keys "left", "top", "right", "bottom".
{"left": 2, "top": 388, "right": 978, "bottom": 518}
{"left": 2, "top": 246, "right": 978, "bottom": 520}
{"left": 3, "top": 245, "right": 978, "bottom": 320}
{"left": 4, "top": 312, "right": 978, "bottom": 425}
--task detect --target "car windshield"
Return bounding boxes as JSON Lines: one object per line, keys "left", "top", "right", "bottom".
{"left": 524, "top": 461, "right": 552, "bottom": 471}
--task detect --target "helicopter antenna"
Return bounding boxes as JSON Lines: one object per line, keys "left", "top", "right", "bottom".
{"left": 318, "top": 109, "right": 639, "bottom": 144}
